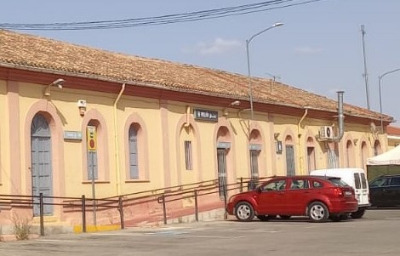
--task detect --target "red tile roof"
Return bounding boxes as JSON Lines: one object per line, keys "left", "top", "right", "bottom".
{"left": 0, "top": 29, "right": 392, "bottom": 123}
{"left": 387, "top": 126, "right": 400, "bottom": 136}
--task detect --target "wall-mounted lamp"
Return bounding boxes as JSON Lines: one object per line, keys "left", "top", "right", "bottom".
{"left": 276, "top": 141, "right": 283, "bottom": 154}
{"left": 230, "top": 100, "right": 241, "bottom": 106}
{"left": 223, "top": 100, "right": 241, "bottom": 117}
{"left": 353, "top": 138, "right": 359, "bottom": 146}
{"left": 274, "top": 132, "right": 280, "bottom": 140}
{"left": 44, "top": 78, "right": 65, "bottom": 96}
{"left": 77, "top": 99, "right": 87, "bottom": 116}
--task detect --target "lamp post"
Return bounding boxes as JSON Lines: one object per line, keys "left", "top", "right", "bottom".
{"left": 378, "top": 68, "right": 400, "bottom": 131}
{"left": 246, "top": 22, "right": 284, "bottom": 120}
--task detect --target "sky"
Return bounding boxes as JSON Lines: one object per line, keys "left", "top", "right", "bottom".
{"left": 1, "top": 0, "right": 400, "bottom": 124}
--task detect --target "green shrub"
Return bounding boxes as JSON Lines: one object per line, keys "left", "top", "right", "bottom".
{"left": 12, "top": 215, "right": 31, "bottom": 240}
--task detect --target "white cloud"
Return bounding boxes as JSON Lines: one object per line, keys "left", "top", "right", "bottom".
{"left": 294, "top": 46, "right": 323, "bottom": 55}
{"left": 183, "top": 38, "right": 241, "bottom": 55}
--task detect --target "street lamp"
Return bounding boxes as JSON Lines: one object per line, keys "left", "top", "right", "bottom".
{"left": 246, "top": 22, "right": 284, "bottom": 120}
{"left": 378, "top": 68, "right": 400, "bottom": 131}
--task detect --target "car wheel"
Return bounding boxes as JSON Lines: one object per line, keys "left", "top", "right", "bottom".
{"left": 235, "top": 202, "right": 255, "bottom": 222}
{"left": 350, "top": 208, "right": 365, "bottom": 219}
{"left": 279, "top": 215, "right": 291, "bottom": 220}
{"left": 308, "top": 202, "right": 329, "bottom": 222}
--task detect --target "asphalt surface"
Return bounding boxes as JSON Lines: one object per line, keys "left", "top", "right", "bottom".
{"left": 1, "top": 209, "right": 399, "bottom": 256}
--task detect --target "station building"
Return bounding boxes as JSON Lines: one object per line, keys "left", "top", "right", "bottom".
{"left": 0, "top": 29, "right": 393, "bottom": 228}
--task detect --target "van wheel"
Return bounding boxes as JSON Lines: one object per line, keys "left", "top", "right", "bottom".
{"left": 235, "top": 202, "right": 255, "bottom": 222}
{"left": 308, "top": 202, "right": 329, "bottom": 222}
{"left": 351, "top": 208, "right": 365, "bottom": 219}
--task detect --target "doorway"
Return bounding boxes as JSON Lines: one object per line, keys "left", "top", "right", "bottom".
{"left": 31, "top": 114, "right": 53, "bottom": 216}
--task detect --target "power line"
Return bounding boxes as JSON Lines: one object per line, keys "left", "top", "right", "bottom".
{"left": 0, "top": 0, "right": 324, "bottom": 31}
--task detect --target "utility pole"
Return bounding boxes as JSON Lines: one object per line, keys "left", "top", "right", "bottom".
{"left": 361, "top": 25, "right": 370, "bottom": 110}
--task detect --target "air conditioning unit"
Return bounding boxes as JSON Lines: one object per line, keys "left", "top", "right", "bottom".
{"left": 320, "top": 126, "right": 334, "bottom": 139}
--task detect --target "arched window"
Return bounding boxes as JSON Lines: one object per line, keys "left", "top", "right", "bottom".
{"left": 124, "top": 114, "right": 149, "bottom": 182}
{"left": 129, "top": 124, "right": 139, "bottom": 179}
{"left": 346, "top": 140, "right": 355, "bottom": 167}
{"left": 374, "top": 140, "right": 382, "bottom": 156}
{"left": 285, "top": 135, "right": 296, "bottom": 176}
{"left": 216, "top": 126, "right": 231, "bottom": 198}
{"left": 82, "top": 110, "right": 109, "bottom": 183}
{"left": 249, "top": 129, "right": 262, "bottom": 185}
{"left": 361, "top": 141, "right": 368, "bottom": 169}
{"left": 87, "top": 121, "right": 99, "bottom": 180}
{"left": 306, "top": 137, "right": 316, "bottom": 173}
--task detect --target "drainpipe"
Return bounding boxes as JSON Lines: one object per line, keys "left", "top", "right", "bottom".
{"left": 297, "top": 108, "right": 309, "bottom": 136}
{"left": 297, "top": 108, "right": 308, "bottom": 174}
{"left": 331, "top": 91, "right": 345, "bottom": 142}
{"left": 114, "top": 83, "right": 126, "bottom": 195}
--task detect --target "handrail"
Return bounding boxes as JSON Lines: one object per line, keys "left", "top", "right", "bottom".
{"left": 102, "top": 178, "right": 219, "bottom": 201}
{"left": 0, "top": 176, "right": 256, "bottom": 235}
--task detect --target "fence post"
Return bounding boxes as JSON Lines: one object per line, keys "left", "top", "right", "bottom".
{"left": 119, "top": 196, "right": 124, "bottom": 230}
{"left": 39, "top": 193, "right": 44, "bottom": 236}
{"left": 82, "top": 195, "right": 86, "bottom": 233}
{"left": 223, "top": 186, "right": 228, "bottom": 220}
{"left": 161, "top": 194, "right": 167, "bottom": 225}
{"left": 194, "top": 190, "right": 199, "bottom": 222}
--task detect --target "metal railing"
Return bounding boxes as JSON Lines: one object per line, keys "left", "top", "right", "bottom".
{"left": 0, "top": 176, "right": 270, "bottom": 236}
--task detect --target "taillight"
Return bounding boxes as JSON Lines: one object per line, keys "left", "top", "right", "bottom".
{"left": 333, "top": 187, "right": 344, "bottom": 197}
{"left": 333, "top": 187, "right": 354, "bottom": 197}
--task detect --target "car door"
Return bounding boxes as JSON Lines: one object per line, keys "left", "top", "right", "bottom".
{"left": 285, "top": 178, "right": 311, "bottom": 215}
{"left": 257, "top": 178, "right": 287, "bottom": 214}
{"left": 387, "top": 177, "right": 400, "bottom": 206}
{"left": 359, "top": 172, "right": 370, "bottom": 206}
{"left": 369, "top": 177, "right": 389, "bottom": 206}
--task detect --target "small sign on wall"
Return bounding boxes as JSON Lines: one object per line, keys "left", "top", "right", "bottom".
{"left": 87, "top": 126, "right": 97, "bottom": 151}
{"left": 193, "top": 109, "right": 218, "bottom": 122}
{"left": 64, "top": 131, "right": 82, "bottom": 141}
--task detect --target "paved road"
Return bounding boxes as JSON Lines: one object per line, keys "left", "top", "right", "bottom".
{"left": 1, "top": 209, "right": 399, "bottom": 256}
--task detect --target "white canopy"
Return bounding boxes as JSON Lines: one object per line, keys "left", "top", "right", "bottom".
{"left": 367, "top": 145, "right": 400, "bottom": 165}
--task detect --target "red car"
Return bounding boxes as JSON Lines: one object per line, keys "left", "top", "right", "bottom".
{"left": 226, "top": 176, "right": 358, "bottom": 222}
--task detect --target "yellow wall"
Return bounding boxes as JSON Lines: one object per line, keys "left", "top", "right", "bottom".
{"left": 0, "top": 80, "right": 10, "bottom": 193}
{"left": 0, "top": 79, "right": 388, "bottom": 200}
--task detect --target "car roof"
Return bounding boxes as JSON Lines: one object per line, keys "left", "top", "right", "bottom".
{"left": 267, "top": 175, "right": 334, "bottom": 180}
{"left": 376, "top": 174, "right": 400, "bottom": 178}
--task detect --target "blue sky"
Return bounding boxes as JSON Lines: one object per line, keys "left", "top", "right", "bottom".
{"left": 1, "top": 0, "right": 400, "bottom": 124}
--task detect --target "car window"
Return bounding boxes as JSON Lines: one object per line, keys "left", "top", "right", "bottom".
{"left": 360, "top": 173, "right": 368, "bottom": 189}
{"left": 390, "top": 177, "right": 400, "bottom": 186}
{"left": 354, "top": 173, "right": 361, "bottom": 189}
{"left": 312, "top": 180, "right": 323, "bottom": 188}
{"left": 262, "top": 179, "right": 286, "bottom": 191}
{"left": 290, "top": 179, "right": 308, "bottom": 189}
{"left": 327, "top": 177, "right": 348, "bottom": 187}
{"left": 370, "top": 177, "right": 387, "bottom": 187}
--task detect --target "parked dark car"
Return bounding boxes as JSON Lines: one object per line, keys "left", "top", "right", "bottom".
{"left": 369, "top": 174, "right": 400, "bottom": 207}
{"left": 226, "top": 175, "right": 358, "bottom": 222}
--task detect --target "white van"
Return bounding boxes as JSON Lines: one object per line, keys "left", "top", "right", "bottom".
{"left": 310, "top": 168, "right": 370, "bottom": 218}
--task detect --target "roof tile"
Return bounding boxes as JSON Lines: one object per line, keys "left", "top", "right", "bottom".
{"left": 0, "top": 29, "right": 392, "bottom": 122}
